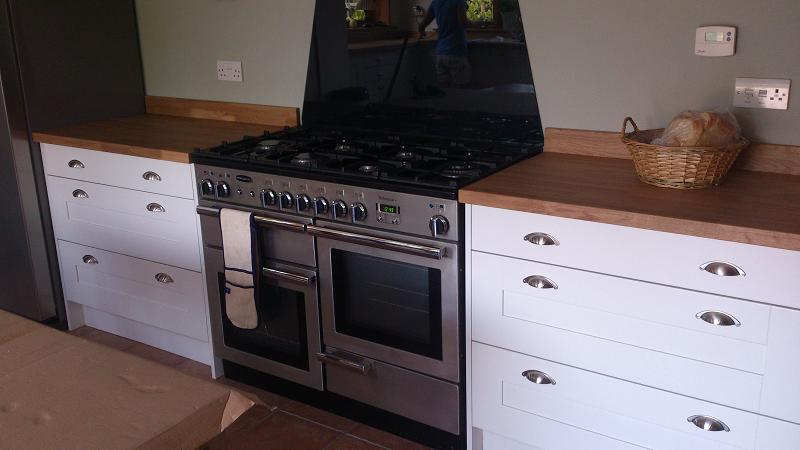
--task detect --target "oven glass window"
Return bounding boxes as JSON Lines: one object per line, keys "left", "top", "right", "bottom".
{"left": 220, "top": 274, "right": 309, "bottom": 370}
{"left": 330, "top": 249, "right": 442, "bottom": 359}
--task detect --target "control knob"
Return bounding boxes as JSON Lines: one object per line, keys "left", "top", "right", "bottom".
{"left": 332, "top": 200, "right": 348, "bottom": 219}
{"left": 216, "top": 181, "right": 230, "bottom": 198}
{"left": 314, "top": 197, "right": 329, "bottom": 215}
{"left": 279, "top": 191, "right": 294, "bottom": 209}
{"left": 429, "top": 215, "right": 450, "bottom": 237}
{"left": 200, "top": 179, "right": 215, "bottom": 197}
{"left": 297, "top": 194, "right": 312, "bottom": 212}
{"left": 351, "top": 202, "right": 367, "bottom": 222}
{"left": 261, "top": 189, "right": 277, "bottom": 206}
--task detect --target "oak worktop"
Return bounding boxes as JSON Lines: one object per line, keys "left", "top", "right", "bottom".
{"left": 33, "top": 113, "right": 280, "bottom": 164}
{"left": 460, "top": 152, "right": 800, "bottom": 251}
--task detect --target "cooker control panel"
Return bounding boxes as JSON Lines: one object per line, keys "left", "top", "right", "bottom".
{"left": 195, "top": 165, "right": 459, "bottom": 240}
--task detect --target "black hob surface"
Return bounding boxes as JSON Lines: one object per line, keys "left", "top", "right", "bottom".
{"left": 191, "top": 108, "right": 543, "bottom": 198}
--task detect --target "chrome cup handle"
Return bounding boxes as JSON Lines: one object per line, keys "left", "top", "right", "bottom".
{"left": 142, "top": 171, "right": 162, "bottom": 182}
{"left": 82, "top": 255, "right": 98, "bottom": 265}
{"left": 72, "top": 189, "right": 89, "bottom": 198}
{"left": 523, "top": 275, "right": 558, "bottom": 290}
{"left": 522, "top": 370, "right": 556, "bottom": 385}
{"left": 687, "top": 415, "right": 730, "bottom": 432}
{"left": 68, "top": 159, "right": 84, "bottom": 169}
{"left": 700, "top": 261, "right": 745, "bottom": 277}
{"left": 696, "top": 310, "right": 741, "bottom": 327}
{"left": 155, "top": 273, "right": 174, "bottom": 284}
{"left": 524, "top": 232, "right": 559, "bottom": 246}
{"left": 146, "top": 203, "right": 166, "bottom": 213}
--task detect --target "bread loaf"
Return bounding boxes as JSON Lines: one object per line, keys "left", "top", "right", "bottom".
{"left": 656, "top": 111, "right": 740, "bottom": 147}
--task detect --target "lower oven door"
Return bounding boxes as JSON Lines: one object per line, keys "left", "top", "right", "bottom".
{"left": 311, "top": 222, "right": 460, "bottom": 383}
{"left": 199, "top": 207, "right": 323, "bottom": 390}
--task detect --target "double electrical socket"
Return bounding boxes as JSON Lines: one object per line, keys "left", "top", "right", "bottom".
{"left": 734, "top": 78, "right": 790, "bottom": 110}
{"left": 217, "top": 60, "right": 243, "bottom": 82}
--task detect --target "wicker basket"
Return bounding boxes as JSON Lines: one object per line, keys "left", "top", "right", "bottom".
{"left": 620, "top": 117, "right": 749, "bottom": 189}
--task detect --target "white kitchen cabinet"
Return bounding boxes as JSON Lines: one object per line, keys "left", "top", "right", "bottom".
{"left": 468, "top": 206, "right": 800, "bottom": 449}
{"left": 59, "top": 240, "right": 207, "bottom": 342}
{"left": 42, "top": 143, "right": 195, "bottom": 199}
{"left": 473, "top": 343, "right": 758, "bottom": 450}
{"left": 47, "top": 175, "right": 201, "bottom": 271}
{"left": 472, "top": 205, "right": 800, "bottom": 309}
{"left": 43, "top": 145, "right": 212, "bottom": 367}
{"left": 759, "top": 307, "right": 800, "bottom": 424}
{"left": 471, "top": 252, "right": 764, "bottom": 412}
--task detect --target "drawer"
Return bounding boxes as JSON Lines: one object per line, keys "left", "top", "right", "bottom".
{"left": 47, "top": 175, "right": 201, "bottom": 271}
{"left": 473, "top": 342, "right": 760, "bottom": 450}
{"left": 472, "top": 206, "right": 800, "bottom": 309}
{"left": 472, "top": 253, "right": 763, "bottom": 412}
{"left": 477, "top": 419, "right": 645, "bottom": 450}
{"left": 58, "top": 240, "right": 208, "bottom": 342}
{"left": 760, "top": 307, "right": 800, "bottom": 424}
{"left": 474, "top": 251, "right": 769, "bottom": 373}
{"left": 42, "top": 143, "right": 194, "bottom": 199}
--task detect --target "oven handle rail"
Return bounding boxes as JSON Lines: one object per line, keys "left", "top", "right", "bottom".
{"left": 196, "top": 206, "right": 444, "bottom": 259}
{"left": 307, "top": 225, "right": 445, "bottom": 260}
{"left": 262, "top": 267, "right": 315, "bottom": 286}
{"left": 196, "top": 206, "right": 307, "bottom": 233}
{"left": 316, "top": 351, "right": 371, "bottom": 375}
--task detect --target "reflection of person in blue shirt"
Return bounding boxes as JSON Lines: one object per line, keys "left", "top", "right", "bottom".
{"left": 418, "top": 0, "right": 471, "bottom": 88}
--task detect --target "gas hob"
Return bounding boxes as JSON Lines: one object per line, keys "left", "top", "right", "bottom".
{"left": 190, "top": 108, "right": 543, "bottom": 199}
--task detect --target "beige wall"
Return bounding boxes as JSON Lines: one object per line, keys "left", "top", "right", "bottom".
{"left": 135, "top": 0, "right": 315, "bottom": 108}
{"left": 520, "top": 0, "right": 800, "bottom": 145}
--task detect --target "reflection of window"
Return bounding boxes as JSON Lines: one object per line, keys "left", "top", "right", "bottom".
{"left": 466, "top": 0, "right": 494, "bottom": 24}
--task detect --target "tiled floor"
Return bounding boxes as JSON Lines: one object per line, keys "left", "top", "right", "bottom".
{"left": 69, "top": 326, "right": 432, "bottom": 450}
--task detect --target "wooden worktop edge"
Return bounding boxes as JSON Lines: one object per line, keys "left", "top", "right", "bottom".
{"left": 32, "top": 133, "right": 191, "bottom": 163}
{"left": 459, "top": 190, "right": 800, "bottom": 252}
{"left": 145, "top": 96, "right": 300, "bottom": 128}
{"left": 545, "top": 127, "right": 800, "bottom": 176}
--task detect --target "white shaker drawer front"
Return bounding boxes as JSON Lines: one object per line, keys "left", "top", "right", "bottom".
{"left": 42, "top": 144, "right": 194, "bottom": 199}
{"left": 474, "top": 251, "right": 770, "bottom": 373}
{"left": 472, "top": 206, "right": 800, "bottom": 309}
{"left": 47, "top": 176, "right": 201, "bottom": 271}
{"left": 473, "top": 343, "right": 759, "bottom": 450}
{"left": 759, "top": 307, "right": 800, "bottom": 424}
{"left": 472, "top": 253, "right": 763, "bottom": 412}
{"left": 58, "top": 241, "right": 208, "bottom": 342}
{"left": 479, "top": 420, "right": 644, "bottom": 450}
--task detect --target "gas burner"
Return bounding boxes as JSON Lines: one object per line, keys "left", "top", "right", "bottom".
{"left": 358, "top": 164, "right": 380, "bottom": 174}
{"left": 395, "top": 148, "right": 420, "bottom": 160}
{"left": 335, "top": 139, "right": 354, "bottom": 152}
{"left": 439, "top": 162, "right": 484, "bottom": 179}
{"left": 291, "top": 152, "right": 324, "bottom": 168}
{"left": 255, "top": 139, "right": 282, "bottom": 152}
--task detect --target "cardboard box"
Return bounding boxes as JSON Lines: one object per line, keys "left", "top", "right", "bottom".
{"left": 0, "top": 309, "right": 253, "bottom": 449}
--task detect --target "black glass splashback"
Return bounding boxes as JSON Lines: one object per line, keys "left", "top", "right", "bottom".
{"left": 303, "top": 0, "right": 541, "bottom": 138}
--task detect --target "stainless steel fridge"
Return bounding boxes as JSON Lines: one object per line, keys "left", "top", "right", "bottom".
{"left": 0, "top": 0, "right": 145, "bottom": 324}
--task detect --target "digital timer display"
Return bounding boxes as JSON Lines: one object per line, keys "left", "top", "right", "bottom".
{"left": 379, "top": 203, "right": 399, "bottom": 214}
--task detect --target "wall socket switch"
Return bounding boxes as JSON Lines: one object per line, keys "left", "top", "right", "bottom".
{"left": 217, "top": 60, "right": 243, "bottom": 82}
{"left": 734, "top": 78, "right": 790, "bottom": 110}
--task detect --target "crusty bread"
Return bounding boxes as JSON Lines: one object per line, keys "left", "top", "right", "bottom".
{"left": 697, "top": 112, "right": 740, "bottom": 147}
{"left": 658, "top": 111, "right": 740, "bottom": 147}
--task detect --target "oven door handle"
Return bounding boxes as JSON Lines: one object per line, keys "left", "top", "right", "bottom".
{"left": 316, "top": 352, "right": 370, "bottom": 375}
{"left": 306, "top": 225, "right": 444, "bottom": 260}
{"left": 195, "top": 206, "right": 307, "bottom": 233}
{"left": 262, "top": 267, "right": 315, "bottom": 286}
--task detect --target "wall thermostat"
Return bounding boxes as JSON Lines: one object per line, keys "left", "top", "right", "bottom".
{"left": 695, "top": 26, "right": 736, "bottom": 57}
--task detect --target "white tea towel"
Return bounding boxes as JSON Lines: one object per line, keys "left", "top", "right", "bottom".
{"left": 220, "top": 208, "right": 258, "bottom": 329}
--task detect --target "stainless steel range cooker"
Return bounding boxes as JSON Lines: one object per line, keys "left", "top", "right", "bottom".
{"left": 192, "top": 116, "right": 541, "bottom": 443}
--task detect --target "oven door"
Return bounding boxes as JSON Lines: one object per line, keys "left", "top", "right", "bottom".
{"left": 198, "top": 206, "right": 323, "bottom": 390}
{"left": 311, "top": 222, "right": 460, "bottom": 382}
